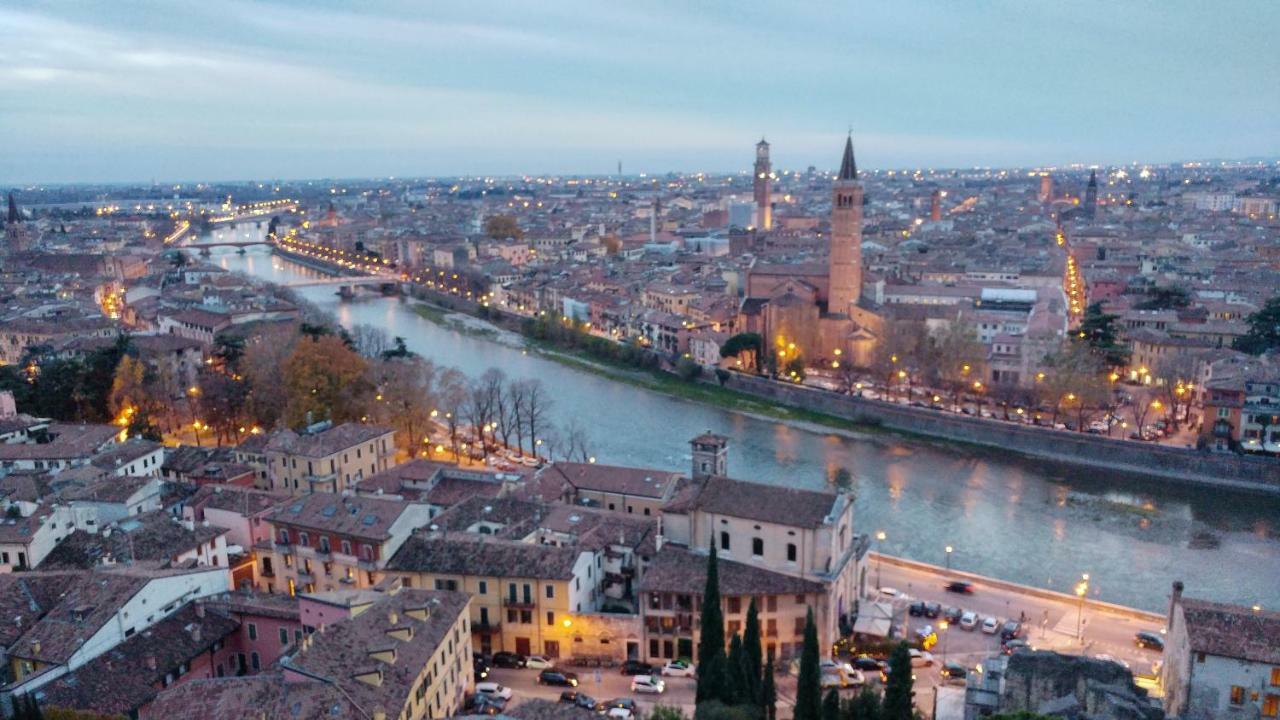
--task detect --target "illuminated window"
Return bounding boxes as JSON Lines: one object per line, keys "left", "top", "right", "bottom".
{"left": 1231, "top": 686, "right": 1246, "bottom": 706}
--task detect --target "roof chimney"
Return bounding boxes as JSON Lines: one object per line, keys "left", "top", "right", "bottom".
{"left": 388, "top": 611, "right": 399, "bottom": 626}
{"left": 190, "top": 625, "right": 202, "bottom": 642}
{"left": 1168, "top": 580, "right": 1184, "bottom": 627}
{"left": 194, "top": 602, "right": 206, "bottom": 618}
{"left": 146, "top": 655, "right": 157, "bottom": 670}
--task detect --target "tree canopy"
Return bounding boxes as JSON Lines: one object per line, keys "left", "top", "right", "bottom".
{"left": 1234, "top": 296, "right": 1280, "bottom": 356}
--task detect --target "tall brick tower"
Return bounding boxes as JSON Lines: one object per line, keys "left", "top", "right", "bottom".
{"left": 828, "top": 136, "right": 863, "bottom": 315}
{"left": 5, "top": 192, "right": 31, "bottom": 254}
{"left": 1085, "top": 169, "right": 1098, "bottom": 220}
{"left": 753, "top": 138, "right": 772, "bottom": 230}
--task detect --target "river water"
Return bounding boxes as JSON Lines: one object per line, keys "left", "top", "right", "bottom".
{"left": 191, "top": 225, "right": 1280, "bottom": 613}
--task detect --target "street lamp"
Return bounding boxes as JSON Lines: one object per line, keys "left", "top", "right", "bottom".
{"left": 875, "top": 531, "right": 886, "bottom": 590}
{"left": 945, "top": 545, "right": 953, "bottom": 572}
{"left": 938, "top": 620, "right": 950, "bottom": 664}
{"left": 1075, "top": 573, "right": 1090, "bottom": 643}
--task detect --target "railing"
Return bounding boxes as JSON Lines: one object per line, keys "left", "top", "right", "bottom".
{"left": 502, "top": 597, "right": 536, "bottom": 609}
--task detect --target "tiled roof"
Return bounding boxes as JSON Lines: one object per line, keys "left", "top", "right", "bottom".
{"left": 545, "top": 461, "right": 680, "bottom": 500}
{"left": 387, "top": 535, "right": 582, "bottom": 580}
{"left": 0, "top": 423, "right": 118, "bottom": 462}
{"left": 430, "top": 496, "right": 544, "bottom": 539}
{"left": 283, "top": 589, "right": 470, "bottom": 715}
{"left": 58, "top": 475, "right": 156, "bottom": 504}
{"left": 0, "top": 572, "right": 81, "bottom": 648}
{"left": 88, "top": 439, "right": 163, "bottom": 471}
{"left": 269, "top": 492, "right": 416, "bottom": 542}
{"left": 638, "top": 545, "right": 825, "bottom": 596}
{"left": 38, "top": 604, "right": 240, "bottom": 716}
{"left": 1180, "top": 597, "right": 1280, "bottom": 664}
{"left": 189, "top": 484, "right": 291, "bottom": 517}
{"left": 145, "top": 675, "right": 355, "bottom": 720}
{"left": 264, "top": 423, "right": 394, "bottom": 459}
{"left": 8, "top": 571, "right": 151, "bottom": 665}
{"left": 39, "top": 512, "right": 227, "bottom": 570}
{"left": 664, "top": 475, "right": 839, "bottom": 528}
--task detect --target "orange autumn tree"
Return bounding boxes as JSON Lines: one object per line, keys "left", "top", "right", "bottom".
{"left": 282, "top": 334, "right": 372, "bottom": 428}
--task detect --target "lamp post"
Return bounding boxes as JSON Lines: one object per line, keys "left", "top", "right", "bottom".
{"left": 1075, "top": 573, "right": 1090, "bottom": 643}
{"left": 192, "top": 420, "right": 203, "bottom": 448}
{"left": 945, "top": 545, "right": 953, "bottom": 572}
{"left": 875, "top": 531, "right": 886, "bottom": 590}
{"left": 938, "top": 619, "right": 949, "bottom": 664}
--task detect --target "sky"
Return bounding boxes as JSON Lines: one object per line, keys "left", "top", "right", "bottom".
{"left": 3, "top": 1, "right": 1278, "bottom": 184}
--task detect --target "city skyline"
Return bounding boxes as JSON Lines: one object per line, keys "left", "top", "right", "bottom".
{"left": 3, "top": 1, "right": 1279, "bottom": 184}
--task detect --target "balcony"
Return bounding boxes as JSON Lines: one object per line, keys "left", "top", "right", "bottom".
{"left": 502, "top": 597, "right": 536, "bottom": 609}
{"left": 472, "top": 620, "right": 502, "bottom": 633}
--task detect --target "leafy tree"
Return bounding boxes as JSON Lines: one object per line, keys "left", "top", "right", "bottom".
{"left": 1134, "top": 285, "right": 1190, "bottom": 310}
{"left": 794, "top": 608, "right": 822, "bottom": 720}
{"left": 650, "top": 707, "right": 689, "bottom": 720}
{"left": 381, "top": 336, "right": 413, "bottom": 359}
{"left": 830, "top": 467, "right": 854, "bottom": 492}
{"left": 697, "top": 541, "right": 727, "bottom": 704}
{"left": 881, "top": 643, "right": 915, "bottom": 720}
{"left": 784, "top": 356, "right": 807, "bottom": 382}
{"left": 720, "top": 333, "right": 762, "bottom": 371}
{"left": 823, "top": 688, "right": 841, "bottom": 720}
{"left": 726, "top": 633, "right": 748, "bottom": 706}
{"left": 715, "top": 368, "right": 731, "bottom": 386}
{"left": 742, "top": 599, "right": 763, "bottom": 706}
{"left": 1075, "top": 302, "right": 1129, "bottom": 367}
{"left": 484, "top": 214, "right": 523, "bottom": 240}
{"left": 212, "top": 333, "right": 246, "bottom": 367}
{"left": 282, "top": 335, "right": 371, "bottom": 428}
{"left": 762, "top": 658, "right": 777, "bottom": 720}
{"left": 677, "top": 357, "right": 703, "bottom": 382}
{"left": 1234, "top": 296, "right": 1280, "bottom": 356}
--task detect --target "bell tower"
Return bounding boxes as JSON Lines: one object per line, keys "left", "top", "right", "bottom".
{"left": 753, "top": 138, "right": 772, "bottom": 231}
{"left": 690, "top": 432, "right": 729, "bottom": 480}
{"left": 828, "top": 135, "right": 863, "bottom": 315}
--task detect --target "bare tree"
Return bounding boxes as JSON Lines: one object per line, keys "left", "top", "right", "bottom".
{"left": 1154, "top": 352, "right": 1201, "bottom": 431}
{"left": 436, "top": 368, "right": 469, "bottom": 461}
{"left": 350, "top": 323, "right": 391, "bottom": 359}
{"left": 519, "top": 378, "right": 552, "bottom": 458}
{"left": 367, "top": 356, "right": 438, "bottom": 455}
{"left": 559, "top": 419, "right": 593, "bottom": 462}
{"left": 465, "top": 368, "right": 506, "bottom": 454}
{"left": 507, "top": 379, "right": 529, "bottom": 454}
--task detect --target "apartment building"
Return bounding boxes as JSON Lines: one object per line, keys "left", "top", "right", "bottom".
{"left": 264, "top": 423, "right": 396, "bottom": 495}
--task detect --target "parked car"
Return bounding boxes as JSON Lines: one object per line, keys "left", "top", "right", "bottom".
{"left": 879, "top": 587, "right": 902, "bottom": 598}
{"left": 923, "top": 602, "right": 942, "bottom": 618}
{"left": 620, "top": 660, "right": 654, "bottom": 676}
{"left": 464, "top": 695, "right": 504, "bottom": 716}
{"left": 560, "top": 691, "right": 605, "bottom": 711}
{"left": 474, "top": 655, "right": 491, "bottom": 680}
{"left": 946, "top": 581, "right": 975, "bottom": 594}
{"left": 820, "top": 671, "right": 844, "bottom": 689}
{"left": 661, "top": 660, "right": 696, "bottom": 677}
{"left": 940, "top": 662, "right": 968, "bottom": 684}
{"left": 606, "top": 698, "right": 639, "bottom": 713}
{"left": 1000, "top": 621, "right": 1022, "bottom": 641}
{"left": 524, "top": 655, "right": 554, "bottom": 670}
{"left": 944, "top": 607, "right": 963, "bottom": 623}
{"left": 959, "top": 611, "right": 978, "bottom": 630}
{"left": 1002, "top": 639, "right": 1031, "bottom": 655}
{"left": 981, "top": 617, "right": 1000, "bottom": 634}
{"left": 474, "top": 682, "right": 513, "bottom": 701}
{"left": 630, "top": 675, "right": 666, "bottom": 694}
{"left": 491, "top": 651, "right": 526, "bottom": 668}
{"left": 909, "top": 649, "right": 935, "bottom": 667}
{"left": 908, "top": 601, "right": 927, "bottom": 617}
{"left": 1135, "top": 631, "right": 1165, "bottom": 651}
{"left": 538, "top": 670, "right": 579, "bottom": 687}
{"left": 606, "top": 709, "right": 634, "bottom": 719}
{"left": 915, "top": 624, "right": 935, "bottom": 640}
{"left": 851, "top": 656, "right": 885, "bottom": 672}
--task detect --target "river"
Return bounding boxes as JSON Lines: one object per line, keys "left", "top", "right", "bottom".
{"left": 190, "top": 225, "right": 1280, "bottom": 613}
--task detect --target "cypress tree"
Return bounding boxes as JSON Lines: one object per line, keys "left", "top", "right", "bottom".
{"left": 696, "top": 540, "right": 726, "bottom": 704}
{"left": 823, "top": 688, "right": 841, "bottom": 720}
{"left": 762, "top": 658, "right": 777, "bottom": 720}
{"left": 882, "top": 642, "right": 915, "bottom": 720}
{"left": 848, "top": 687, "right": 883, "bottom": 720}
{"left": 726, "top": 633, "right": 748, "bottom": 706}
{"left": 31, "top": 696, "right": 43, "bottom": 720}
{"left": 742, "top": 598, "right": 763, "bottom": 705}
{"left": 794, "top": 608, "right": 822, "bottom": 720}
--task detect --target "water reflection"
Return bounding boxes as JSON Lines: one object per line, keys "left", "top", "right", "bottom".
{"left": 190, "top": 230, "right": 1280, "bottom": 611}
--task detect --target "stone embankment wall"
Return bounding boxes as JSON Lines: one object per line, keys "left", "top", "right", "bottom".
{"left": 723, "top": 372, "right": 1280, "bottom": 495}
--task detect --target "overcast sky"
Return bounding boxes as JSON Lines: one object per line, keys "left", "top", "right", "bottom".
{"left": 3, "top": 1, "right": 1278, "bottom": 184}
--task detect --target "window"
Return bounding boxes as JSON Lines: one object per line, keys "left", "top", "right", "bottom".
{"left": 279, "top": 628, "right": 289, "bottom": 646}
{"left": 341, "top": 540, "right": 352, "bottom": 555}
{"left": 546, "top": 611, "right": 555, "bottom": 626}
{"left": 1263, "top": 695, "right": 1279, "bottom": 719}
{"left": 727, "top": 597, "right": 741, "bottom": 614}
{"left": 318, "top": 537, "right": 330, "bottom": 553}
{"left": 298, "top": 532, "right": 309, "bottom": 547}
{"left": 720, "top": 531, "right": 730, "bottom": 551}
{"left": 752, "top": 537, "right": 764, "bottom": 557}
{"left": 248, "top": 623, "right": 258, "bottom": 640}
{"left": 787, "top": 543, "right": 797, "bottom": 562}
{"left": 1231, "top": 686, "right": 1246, "bottom": 706}
{"left": 795, "top": 594, "right": 806, "bottom": 605}
{"left": 478, "top": 581, "right": 487, "bottom": 595}
{"left": 251, "top": 652, "right": 261, "bottom": 671}
{"left": 546, "top": 585, "right": 555, "bottom": 599}
{"left": 1273, "top": 668, "right": 1280, "bottom": 687}
{"left": 794, "top": 617, "right": 806, "bottom": 635}
{"left": 766, "top": 618, "right": 778, "bottom": 636}
{"left": 278, "top": 529, "right": 290, "bottom": 544}
{"left": 767, "top": 595, "right": 778, "bottom": 612}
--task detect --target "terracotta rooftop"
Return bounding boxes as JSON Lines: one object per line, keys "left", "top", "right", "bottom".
{"left": 264, "top": 423, "right": 394, "bottom": 459}
{"left": 664, "top": 475, "right": 840, "bottom": 529}
{"left": 387, "top": 535, "right": 583, "bottom": 581}
{"left": 1179, "top": 597, "right": 1280, "bottom": 665}
{"left": 544, "top": 461, "right": 680, "bottom": 500}
{"left": 270, "top": 492, "right": 419, "bottom": 542}
{"left": 40, "top": 512, "right": 227, "bottom": 570}
{"left": 639, "top": 545, "right": 825, "bottom": 596}
{"left": 145, "top": 674, "right": 355, "bottom": 720}
{"left": 38, "top": 603, "right": 240, "bottom": 716}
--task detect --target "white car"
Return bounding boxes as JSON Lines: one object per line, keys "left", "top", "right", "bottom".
{"left": 607, "top": 709, "right": 634, "bottom": 719}
{"left": 661, "top": 660, "right": 696, "bottom": 677}
{"left": 981, "top": 617, "right": 1000, "bottom": 634}
{"left": 914, "top": 624, "right": 935, "bottom": 640}
{"left": 630, "top": 675, "right": 665, "bottom": 694}
{"left": 473, "top": 682, "right": 513, "bottom": 701}
{"left": 820, "top": 671, "right": 844, "bottom": 689}
{"left": 908, "top": 649, "right": 935, "bottom": 667}
{"left": 960, "top": 611, "right": 978, "bottom": 631}
{"left": 879, "top": 587, "right": 902, "bottom": 598}
{"left": 523, "top": 655, "right": 554, "bottom": 670}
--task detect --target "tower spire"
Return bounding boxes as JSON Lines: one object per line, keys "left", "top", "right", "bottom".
{"left": 838, "top": 135, "right": 857, "bottom": 181}
{"left": 7, "top": 193, "right": 20, "bottom": 224}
